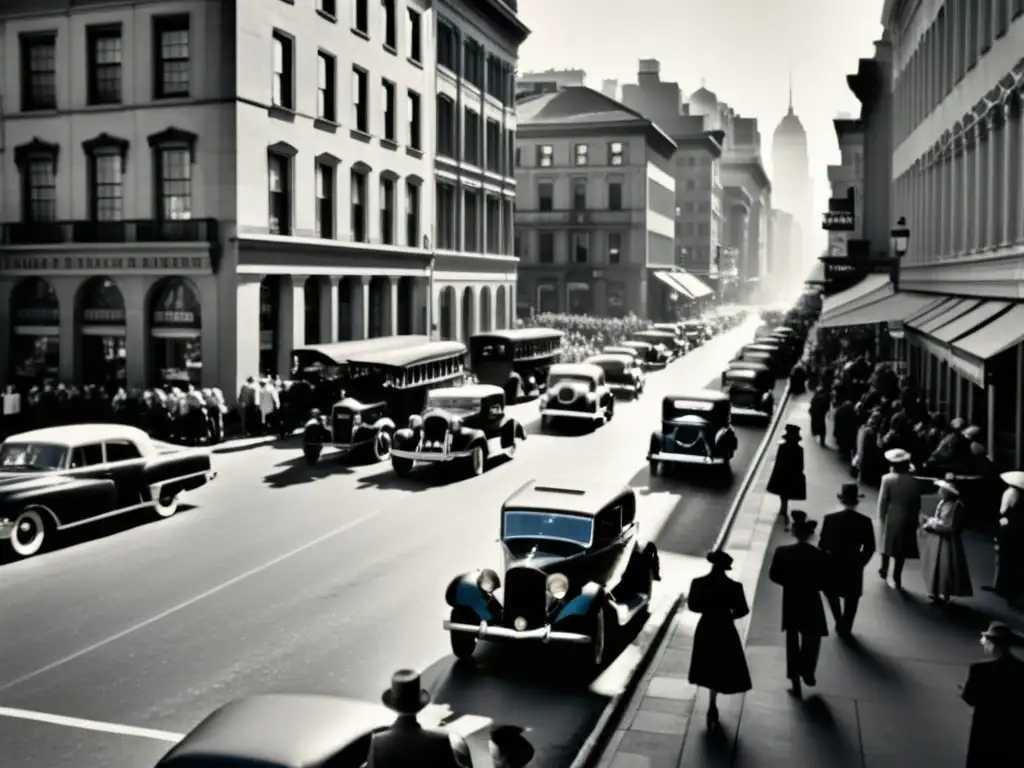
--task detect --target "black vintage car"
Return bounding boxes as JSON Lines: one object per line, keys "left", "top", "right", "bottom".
{"left": 0, "top": 424, "right": 216, "bottom": 559}
{"left": 443, "top": 479, "right": 660, "bottom": 668}
{"left": 647, "top": 392, "right": 738, "bottom": 475}
{"left": 630, "top": 330, "right": 676, "bottom": 362}
{"left": 539, "top": 363, "right": 615, "bottom": 430}
{"left": 299, "top": 338, "right": 467, "bottom": 465}
{"left": 680, "top": 319, "right": 711, "bottom": 347}
{"left": 584, "top": 353, "right": 645, "bottom": 399}
{"left": 617, "top": 340, "right": 658, "bottom": 368}
{"left": 723, "top": 366, "right": 775, "bottom": 420}
{"left": 390, "top": 384, "right": 526, "bottom": 477}
{"left": 469, "top": 328, "right": 563, "bottom": 402}
{"left": 651, "top": 323, "right": 690, "bottom": 356}
{"left": 602, "top": 345, "right": 641, "bottom": 363}
{"left": 735, "top": 342, "right": 783, "bottom": 376}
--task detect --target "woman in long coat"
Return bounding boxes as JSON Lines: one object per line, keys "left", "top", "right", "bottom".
{"left": 687, "top": 550, "right": 752, "bottom": 729}
{"left": 809, "top": 387, "right": 830, "bottom": 447}
{"left": 766, "top": 425, "right": 807, "bottom": 530}
{"left": 919, "top": 475, "right": 973, "bottom": 602}
{"left": 877, "top": 448, "right": 922, "bottom": 589}
{"left": 855, "top": 412, "right": 885, "bottom": 486}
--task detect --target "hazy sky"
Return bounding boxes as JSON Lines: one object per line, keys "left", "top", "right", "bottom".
{"left": 516, "top": 0, "right": 885, "bottom": 231}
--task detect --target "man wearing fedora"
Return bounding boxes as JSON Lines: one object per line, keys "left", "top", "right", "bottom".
{"left": 960, "top": 621, "right": 1024, "bottom": 767}
{"left": 988, "top": 470, "right": 1024, "bottom": 603}
{"left": 877, "top": 448, "right": 923, "bottom": 589}
{"left": 367, "top": 669, "right": 472, "bottom": 768}
{"left": 819, "top": 482, "right": 876, "bottom": 636}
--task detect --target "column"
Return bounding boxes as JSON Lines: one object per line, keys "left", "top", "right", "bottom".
{"left": 928, "top": 158, "right": 937, "bottom": 260}
{"left": 54, "top": 280, "right": 77, "bottom": 382}
{"left": 965, "top": 133, "right": 975, "bottom": 251}
{"left": 973, "top": 123, "right": 984, "bottom": 251}
{"left": 1004, "top": 100, "right": 1017, "bottom": 245}
{"left": 388, "top": 276, "right": 399, "bottom": 336}
{"left": 985, "top": 113, "right": 997, "bottom": 249}
{"left": 938, "top": 153, "right": 948, "bottom": 257}
{"left": 1018, "top": 91, "right": 1024, "bottom": 242}
{"left": 949, "top": 142, "right": 959, "bottom": 253}
{"left": 319, "top": 276, "right": 340, "bottom": 343}
{"left": 276, "top": 275, "right": 305, "bottom": 379}
{"left": 351, "top": 276, "right": 370, "bottom": 339}
{"left": 234, "top": 274, "right": 263, "bottom": 404}
{"left": 411, "top": 277, "right": 428, "bottom": 335}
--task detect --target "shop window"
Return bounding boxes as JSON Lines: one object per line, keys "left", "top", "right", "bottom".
{"left": 9, "top": 277, "right": 60, "bottom": 384}
{"left": 78, "top": 276, "right": 126, "bottom": 389}
{"left": 150, "top": 277, "right": 202, "bottom": 386}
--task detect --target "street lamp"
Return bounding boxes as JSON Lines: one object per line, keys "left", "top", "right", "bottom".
{"left": 423, "top": 234, "right": 436, "bottom": 338}
{"left": 890, "top": 216, "right": 910, "bottom": 293}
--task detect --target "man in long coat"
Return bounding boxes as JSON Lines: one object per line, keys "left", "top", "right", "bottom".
{"left": 833, "top": 399, "right": 858, "bottom": 462}
{"left": 961, "top": 622, "right": 1024, "bottom": 767}
{"left": 819, "top": 482, "right": 876, "bottom": 636}
{"left": 877, "top": 448, "right": 922, "bottom": 589}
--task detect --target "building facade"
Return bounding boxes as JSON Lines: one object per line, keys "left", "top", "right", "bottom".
{"left": 721, "top": 117, "right": 772, "bottom": 302}
{"left": 769, "top": 209, "right": 803, "bottom": 291}
{"left": 0, "top": 0, "right": 528, "bottom": 399}
{"left": 826, "top": 120, "right": 865, "bottom": 258}
{"left": 771, "top": 89, "right": 813, "bottom": 284}
{"left": 514, "top": 87, "right": 678, "bottom": 319}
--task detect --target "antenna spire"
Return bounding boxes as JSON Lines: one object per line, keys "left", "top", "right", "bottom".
{"left": 787, "top": 66, "right": 793, "bottom": 113}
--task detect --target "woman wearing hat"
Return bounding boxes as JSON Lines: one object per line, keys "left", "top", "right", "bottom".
{"left": 991, "top": 471, "right": 1024, "bottom": 602}
{"left": 877, "top": 448, "right": 922, "bottom": 589}
{"left": 960, "top": 621, "right": 1024, "bottom": 767}
{"left": 766, "top": 425, "right": 807, "bottom": 530}
{"left": 686, "top": 550, "right": 753, "bottom": 728}
{"left": 854, "top": 412, "right": 885, "bottom": 486}
{"left": 918, "top": 474, "right": 973, "bottom": 603}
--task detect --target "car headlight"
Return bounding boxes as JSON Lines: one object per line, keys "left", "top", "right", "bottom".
{"left": 546, "top": 572, "right": 569, "bottom": 600}
{"left": 585, "top": 392, "right": 597, "bottom": 401}
{"left": 409, "top": 414, "right": 423, "bottom": 429}
{"left": 352, "top": 414, "right": 362, "bottom": 426}
{"left": 478, "top": 568, "right": 500, "bottom": 594}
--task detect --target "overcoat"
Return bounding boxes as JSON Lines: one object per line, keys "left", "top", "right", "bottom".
{"left": 855, "top": 425, "right": 884, "bottom": 485}
{"left": 818, "top": 508, "right": 876, "bottom": 595}
{"left": 686, "top": 572, "right": 752, "bottom": 694}
{"left": 766, "top": 440, "right": 807, "bottom": 501}
{"left": 919, "top": 499, "right": 973, "bottom": 597}
{"left": 768, "top": 542, "right": 829, "bottom": 636}
{"left": 962, "top": 654, "right": 1024, "bottom": 767}
{"left": 877, "top": 470, "right": 922, "bottom": 559}
{"left": 808, "top": 392, "right": 829, "bottom": 437}
{"left": 995, "top": 488, "right": 1024, "bottom": 597}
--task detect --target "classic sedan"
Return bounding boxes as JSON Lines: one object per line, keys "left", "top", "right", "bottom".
{"left": 0, "top": 424, "right": 216, "bottom": 559}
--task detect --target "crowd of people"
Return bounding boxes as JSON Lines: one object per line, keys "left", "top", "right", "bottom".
{"left": 516, "top": 312, "right": 654, "bottom": 363}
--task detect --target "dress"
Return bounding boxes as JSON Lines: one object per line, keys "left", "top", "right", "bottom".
{"left": 686, "top": 572, "right": 752, "bottom": 694}
{"left": 918, "top": 499, "right": 973, "bottom": 597}
{"left": 766, "top": 441, "right": 807, "bottom": 501}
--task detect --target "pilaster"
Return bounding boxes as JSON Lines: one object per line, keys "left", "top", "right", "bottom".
{"left": 54, "top": 280, "right": 77, "bottom": 382}
{"left": 234, "top": 273, "right": 263, "bottom": 401}
{"left": 388, "top": 276, "right": 399, "bottom": 336}
{"left": 985, "top": 112, "right": 997, "bottom": 249}
{"left": 352, "top": 276, "right": 370, "bottom": 339}
{"left": 320, "top": 276, "right": 340, "bottom": 343}
{"left": 1004, "top": 99, "right": 1018, "bottom": 245}
{"left": 276, "top": 275, "right": 305, "bottom": 379}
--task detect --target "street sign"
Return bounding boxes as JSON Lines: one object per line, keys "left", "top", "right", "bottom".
{"left": 822, "top": 211, "right": 855, "bottom": 231}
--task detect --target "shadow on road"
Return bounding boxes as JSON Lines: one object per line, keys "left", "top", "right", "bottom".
{"left": 262, "top": 452, "right": 356, "bottom": 488}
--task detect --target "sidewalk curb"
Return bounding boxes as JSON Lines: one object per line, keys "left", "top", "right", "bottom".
{"left": 568, "top": 592, "right": 685, "bottom": 768}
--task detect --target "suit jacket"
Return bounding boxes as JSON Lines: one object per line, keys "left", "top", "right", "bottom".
{"left": 819, "top": 508, "right": 876, "bottom": 595}
{"left": 768, "top": 541, "right": 829, "bottom": 636}
{"left": 962, "top": 654, "right": 1024, "bottom": 767}
{"left": 877, "top": 471, "right": 922, "bottom": 558}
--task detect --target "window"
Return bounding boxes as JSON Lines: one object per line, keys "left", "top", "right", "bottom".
{"left": 154, "top": 16, "right": 190, "bottom": 98}
{"left": 515, "top": 148, "right": 522, "bottom": 167}
{"left": 486, "top": 54, "right": 506, "bottom": 101}
{"left": 272, "top": 31, "right": 294, "bottom": 109}
{"left": 538, "top": 182, "right": 553, "bottom": 212}
{"left": 407, "top": 9, "right": 422, "bottom": 62}
{"left": 685, "top": 179, "right": 695, "bottom": 190}
{"left": 21, "top": 33, "right": 57, "bottom": 110}
{"left": 572, "top": 233, "right": 590, "bottom": 263}
{"left": 698, "top": 222, "right": 709, "bottom": 235}
{"left": 316, "top": 162, "right": 334, "bottom": 238}
{"left": 464, "top": 108, "right": 480, "bottom": 165}
{"left": 537, "top": 145, "right": 553, "bottom": 167}
{"left": 351, "top": 170, "right": 367, "bottom": 242}
{"left": 408, "top": 90, "right": 421, "bottom": 149}
{"left": 105, "top": 441, "right": 141, "bottom": 462}
{"left": 381, "top": 0, "right": 396, "bottom": 50}
{"left": 437, "top": 96, "right": 456, "bottom": 156}
{"left": 609, "top": 142, "right": 625, "bottom": 165}
{"left": 574, "top": 143, "right": 588, "bottom": 165}
{"left": 158, "top": 148, "right": 192, "bottom": 219}
{"left": 514, "top": 233, "right": 522, "bottom": 257}
{"left": 539, "top": 232, "right": 554, "bottom": 263}
{"left": 317, "top": 51, "right": 336, "bottom": 121}
{"left": 71, "top": 444, "right": 104, "bottom": 468}
{"left": 437, "top": 20, "right": 458, "bottom": 73}
{"left": 609, "top": 232, "right": 621, "bottom": 264}
{"left": 353, "top": 0, "right": 368, "bottom": 34}
{"left": 485, "top": 119, "right": 501, "bottom": 172}
{"left": 608, "top": 182, "right": 622, "bottom": 210}
{"left": 572, "top": 180, "right": 586, "bottom": 210}
{"left": 380, "top": 177, "right": 395, "bottom": 244}
{"left": 436, "top": 181, "right": 456, "bottom": 248}
{"left": 91, "top": 152, "right": 123, "bottom": 221}
{"left": 353, "top": 67, "right": 369, "bottom": 132}
{"left": 268, "top": 153, "right": 291, "bottom": 234}
{"left": 507, "top": 129, "right": 515, "bottom": 174}
{"left": 382, "top": 80, "right": 396, "bottom": 141}
{"left": 87, "top": 26, "right": 123, "bottom": 104}
{"left": 23, "top": 156, "right": 57, "bottom": 222}
{"left": 463, "top": 38, "right": 483, "bottom": 88}
{"left": 406, "top": 181, "right": 419, "bottom": 246}
{"left": 318, "top": 0, "right": 337, "bottom": 17}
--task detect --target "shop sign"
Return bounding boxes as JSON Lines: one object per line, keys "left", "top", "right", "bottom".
{"left": 153, "top": 310, "right": 196, "bottom": 325}
{"left": 83, "top": 308, "right": 126, "bottom": 323}
{"left": 822, "top": 211, "right": 855, "bottom": 231}
{"left": 0, "top": 255, "right": 209, "bottom": 272}
{"left": 13, "top": 307, "right": 59, "bottom": 324}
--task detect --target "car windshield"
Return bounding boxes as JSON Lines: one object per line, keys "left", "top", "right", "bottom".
{"left": 548, "top": 374, "right": 594, "bottom": 388}
{"left": 426, "top": 395, "right": 480, "bottom": 416}
{"left": 0, "top": 442, "right": 68, "bottom": 471}
{"left": 503, "top": 510, "right": 593, "bottom": 546}
{"left": 470, "top": 341, "right": 510, "bottom": 360}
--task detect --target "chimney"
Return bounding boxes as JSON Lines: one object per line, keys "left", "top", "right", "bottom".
{"left": 638, "top": 58, "right": 660, "bottom": 83}
{"left": 601, "top": 79, "right": 619, "bottom": 99}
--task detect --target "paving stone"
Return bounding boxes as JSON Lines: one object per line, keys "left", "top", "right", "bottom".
{"left": 653, "top": 648, "right": 691, "bottom": 677}
{"left": 645, "top": 676, "right": 698, "bottom": 701}
{"left": 615, "top": 730, "right": 684, "bottom": 768}
{"left": 630, "top": 709, "right": 692, "bottom": 735}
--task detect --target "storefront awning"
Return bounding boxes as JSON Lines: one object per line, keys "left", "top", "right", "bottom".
{"left": 954, "top": 303, "right": 1024, "bottom": 362}
{"left": 929, "top": 301, "right": 1012, "bottom": 343}
{"left": 673, "top": 271, "right": 714, "bottom": 299}
{"left": 905, "top": 297, "right": 959, "bottom": 329}
{"left": 653, "top": 271, "right": 695, "bottom": 300}
{"left": 912, "top": 299, "right": 981, "bottom": 335}
{"left": 820, "top": 274, "right": 891, "bottom": 321}
{"left": 817, "top": 292, "right": 942, "bottom": 329}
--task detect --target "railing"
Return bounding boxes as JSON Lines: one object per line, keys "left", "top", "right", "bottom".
{"left": 2, "top": 219, "right": 220, "bottom": 246}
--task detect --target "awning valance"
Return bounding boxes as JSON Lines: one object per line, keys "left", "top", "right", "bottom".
{"left": 912, "top": 299, "right": 981, "bottom": 334}
{"left": 817, "top": 292, "right": 942, "bottom": 329}
{"left": 954, "top": 304, "right": 1024, "bottom": 361}
{"left": 929, "top": 301, "right": 1011, "bottom": 343}
{"left": 906, "top": 297, "right": 959, "bottom": 329}
{"left": 653, "top": 271, "right": 695, "bottom": 299}
{"left": 673, "top": 271, "right": 714, "bottom": 299}
{"left": 820, "top": 274, "right": 892, "bottom": 321}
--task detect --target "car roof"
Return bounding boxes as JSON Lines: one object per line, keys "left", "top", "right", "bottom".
{"left": 603, "top": 346, "right": 638, "bottom": 354}
{"left": 634, "top": 329, "right": 674, "bottom": 336}
{"left": 548, "top": 362, "right": 604, "bottom": 378}
{"left": 725, "top": 368, "right": 763, "bottom": 379}
{"left": 428, "top": 384, "right": 503, "bottom": 398}
{"left": 728, "top": 360, "right": 770, "bottom": 371}
{"left": 503, "top": 479, "right": 634, "bottom": 516}
{"left": 471, "top": 328, "right": 563, "bottom": 342}
{"left": 6, "top": 423, "right": 153, "bottom": 447}
{"left": 620, "top": 340, "right": 651, "bottom": 348}
{"left": 663, "top": 390, "right": 729, "bottom": 404}
{"left": 585, "top": 354, "right": 633, "bottom": 365}
{"left": 347, "top": 340, "right": 466, "bottom": 368}
{"left": 294, "top": 335, "right": 430, "bottom": 364}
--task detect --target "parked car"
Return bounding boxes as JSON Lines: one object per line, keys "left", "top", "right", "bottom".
{"left": 630, "top": 330, "right": 677, "bottom": 362}
{"left": 680, "top": 320, "right": 711, "bottom": 347}
{"left": 0, "top": 424, "right": 216, "bottom": 559}
{"left": 647, "top": 392, "right": 738, "bottom": 475}
{"left": 618, "top": 340, "right": 660, "bottom": 369}
{"left": 584, "top": 353, "right": 645, "bottom": 399}
{"left": 723, "top": 365, "right": 776, "bottom": 420}
{"left": 601, "top": 345, "right": 642, "bottom": 363}
{"left": 539, "top": 363, "right": 615, "bottom": 430}
{"left": 741, "top": 341, "right": 786, "bottom": 375}
{"left": 390, "top": 384, "right": 526, "bottom": 477}
{"left": 443, "top": 479, "right": 660, "bottom": 668}
{"left": 469, "top": 328, "right": 563, "bottom": 402}
{"left": 720, "top": 359, "right": 773, "bottom": 387}
{"left": 651, "top": 323, "right": 690, "bottom": 356}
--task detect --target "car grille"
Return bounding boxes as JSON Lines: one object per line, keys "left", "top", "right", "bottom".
{"left": 423, "top": 415, "right": 449, "bottom": 446}
{"left": 503, "top": 567, "right": 547, "bottom": 629}
{"left": 732, "top": 391, "right": 756, "bottom": 407}
{"left": 332, "top": 413, "right": 353, "bottom": 443}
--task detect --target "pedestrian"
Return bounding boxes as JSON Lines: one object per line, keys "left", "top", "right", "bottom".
{"left": 809, "top": 386, "right": 829, "bottom": 447}
{"left": 833, "top": 399, "right": 858, "bottom": 462}
{"left": 766, "top": 424, "right": 807, "bottom": 530}
{"left": 768, "top": 510, "right": 830, "bottom": 696}
{"left": 238, "top": 376, "right": 256, "bottom": 436}
{"left": 960, "top": 621, "right": 1024, "bottom": 768}
{"left": 789, "top": 363, "right": 807, "bottom": 396}
{"left": 919, "top": 474, "right": 973, "bottom": 604}
{"left": 854, "top": 412, "right": 885, "bottom": 486}
{"left": 489, "top": 725, "right": 534, "bottom": 768}
{"left": 819, "top": 482, "right": 876, "bottom": 636}
{"left": 877, "top": 448, "right": 923, "bottom": 590}
{"left": 986, "top": 471, "right": 1024, "bottom": 603}
{"left": 686, "top": 549, "right": 753, "bottom": 729}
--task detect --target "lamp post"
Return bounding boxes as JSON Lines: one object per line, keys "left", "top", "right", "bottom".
{"left": 424, "top": 234, "right": 435, "bottom": 338}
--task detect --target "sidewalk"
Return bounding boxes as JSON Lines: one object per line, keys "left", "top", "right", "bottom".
{"left": 597, "top": 392, "right": 1024, "bottom": 768}
{"left": 154, "top": 430, "right": 298, "bottom": 454}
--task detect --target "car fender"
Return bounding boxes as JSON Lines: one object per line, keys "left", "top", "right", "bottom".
{"left": 554, "top": 581, "right": 605, "bottom": 624}
{"left": 641, "top": 541, "right": 662, "bottom": 580}
{"left": 648, "top": 432, "right": 663, "bottom": 456}
{"left": 370, "top": 416, "right": 397, "bottom": 433}
{"left": 3, "top": 477, "right": 116, "bottom": 525}
{"left": 498, "top": 416, "right": 525, "bottom": 443}
{"left": 444, "top": 571, "right": 497, "bottom": 621}
{"left": 453, "top": 427, "right": 487, "bottom": 453}
{"left": 392, "top": 427, "right": 417, "bottom": 449}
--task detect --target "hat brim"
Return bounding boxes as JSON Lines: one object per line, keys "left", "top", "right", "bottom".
{"left": 1000, "top": 472, "right": 1024, "bottom": 490}
{"left": 837, "top": 492, "right": 865, "bottom": 502}
{"left": 382, "top": 689, "right": 431, "bottom": 713}
{"left": 933, "top": 480, "right": 960, "bottom": 495}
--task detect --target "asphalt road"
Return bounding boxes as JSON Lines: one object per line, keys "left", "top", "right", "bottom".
{"left": 0, "top": 316, "right": 781, "bottom": 768}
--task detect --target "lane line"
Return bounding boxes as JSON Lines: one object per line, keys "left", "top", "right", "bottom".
{"left": 0, "top": 706, "right": 184, "bottom": 743}
{"left": 0, "top": 509, "right": 384, "bottom": 693}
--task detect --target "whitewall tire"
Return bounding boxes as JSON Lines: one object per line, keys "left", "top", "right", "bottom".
{"left": 10, "top": 508, "right": 48, "bottom": 558}
{"left": 154, "top": 494, "right": 180, "bottom": 519}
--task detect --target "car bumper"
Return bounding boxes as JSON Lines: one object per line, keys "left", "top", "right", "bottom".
{"left": 443, "top": 619, "right": 591, "bottom": 645}
{"left": 648, "top": 452, "right": 726, "bottom": 465}
{"left": 731, "top": 406, "right": 771, "bottom": 418}
{"left": 608, "top": 383, "right": 640, "bottom": 393}
{"left": 392, "top": 448, "right": 474, "bottom": 462}
{"left": 540, "top": 408, "right": 602, "bottom": 420}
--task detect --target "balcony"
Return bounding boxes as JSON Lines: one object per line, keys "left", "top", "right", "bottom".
{"left": 2, "top": 219, "right": 220, "bottom": 246}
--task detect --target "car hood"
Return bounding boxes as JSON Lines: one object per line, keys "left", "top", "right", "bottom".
{"left": 0, "top": 471, "right": 70, "bottom": 492}
{"left": 501, "top": 541, "right": 586, "bottom": 574}
{"left": 333, "top": 397, "right": 384, "bottom": 412}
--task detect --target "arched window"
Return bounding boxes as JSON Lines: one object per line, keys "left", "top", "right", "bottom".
{"left": 149, "top": 277, "right": 202, "bottom": 386}
{"left": 78, "top": 276, "right": 126, "bottom": 389}
{"left": 9, "top": 277, "right": 59, "bottom": 383}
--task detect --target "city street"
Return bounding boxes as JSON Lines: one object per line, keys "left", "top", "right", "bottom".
{"left": 0, "top": 318, "right": 779, "bottom": 768}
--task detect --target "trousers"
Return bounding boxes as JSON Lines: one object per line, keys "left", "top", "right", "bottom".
{"left": 826, "top": 592, "right": 861, "bottom": 633}
{"left": 785, "top": 628, "right": 821, "bottom": 681}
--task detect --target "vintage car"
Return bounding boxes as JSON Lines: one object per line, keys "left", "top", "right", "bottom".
{"left": 680, "top": 319, "right": 711, "bottom": 347}
{"left": 469, "top": 328, "right": 562, "bottom": 402}
{"left": 390, "top": 384, "right": 526, "bottom": 477}
{"left": 297, "top": 337, "right": 467, "bottom": 465}
{"left": 617, "top": 340, "right": 659, "bottom": 368}
{"left": 602, "top": 345, "right": 642, "bottom": 364}
{"left": 630, "top": 330, "right": 677, "bottom": 362}
{"left": 539, "top": 363, "right": 615, "bottom": 429}
{"left": 721, "top": 359, "right": 772, "bottom": 387}
{"left": 735, "top": 342, "right": 784, "bottom": 376}
{"left": 0, "top": 424, "right": 215, "bottom": 559}
{"left": 646, "top": 392, "right": 738, "bottom": 475}
{"left": 651, "top": 323, "right": 690, "bottom": 355}
{"left": 584, "top": 353, "right": 645, "bottom": 399}
{"left": 723, "top": 366, "right": 776, "bottom": 419}
{"left": 443, "top": 479, "right": 660, "bottom": 668}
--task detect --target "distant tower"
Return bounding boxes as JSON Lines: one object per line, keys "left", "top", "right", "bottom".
{"left": 771, "top": 73, "right": 813, "bottom": 289}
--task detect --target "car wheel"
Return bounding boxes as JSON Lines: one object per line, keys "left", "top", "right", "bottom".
{"left": 154, "top": 493, "right": 180, "bottom": 519}
{"left": 450, "top": 608, "right": 478, "bottom": 660}
{"left": 589, "top": 607, "right": 608, "bottom": 668}
{"left": 606, "top": 400, "right": 615, "bottom": 421}
{"left": 467, "top": 444, "right": 486, "bottom": 476}
{"left": 303, "top": 445, "right": 321, "bottom": 465}
{"left": 9, "top": 507, "right": 48, "bottom": 559}
{"left": 392, "top": 456, "right": 413, "bottom": 477}
{"left": 649, "top": 459, "right": 660, "bottom": 477}
{"left": 372, "top": 430, "right": 393, "bottom": 462}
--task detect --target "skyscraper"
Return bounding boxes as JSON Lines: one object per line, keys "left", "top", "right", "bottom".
{"left": 771, "top": 79, "right": 813, "bottom": 291}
